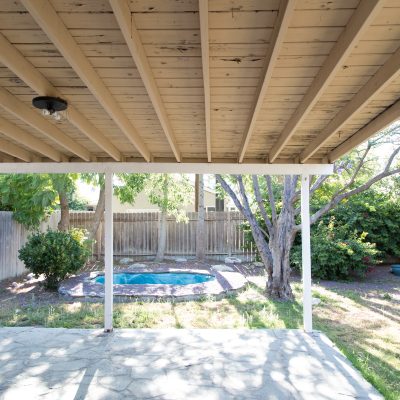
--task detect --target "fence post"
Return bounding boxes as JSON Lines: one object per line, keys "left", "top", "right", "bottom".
{"left": 66, "top": 210, "right": 254, "bottom": 261}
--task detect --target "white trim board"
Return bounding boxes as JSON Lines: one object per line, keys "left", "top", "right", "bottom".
{"left": 0, "top": 163, "right": 334, "bottom": 175}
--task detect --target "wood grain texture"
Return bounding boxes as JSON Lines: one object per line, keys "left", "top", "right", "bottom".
{"left": 0, "top": 0, "right": 398, "bottom": 163}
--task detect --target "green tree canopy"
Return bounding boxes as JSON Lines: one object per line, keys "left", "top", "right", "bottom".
{"left": 0, "top": 174, "right": 77, "bottom": 229}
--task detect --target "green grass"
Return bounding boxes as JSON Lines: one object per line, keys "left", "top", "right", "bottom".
{"left": 0, "top": 279, "right": 398, "bottom": 399}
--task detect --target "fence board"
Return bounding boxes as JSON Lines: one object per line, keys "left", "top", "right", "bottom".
{"left": 0, "top": 211, "right": 59, "bottom": 280}
{"left": 69, "top": 211, "right": 253, "bottom": 259}
{"left": 0, "top": 210, "right": 255, "bottom": 280}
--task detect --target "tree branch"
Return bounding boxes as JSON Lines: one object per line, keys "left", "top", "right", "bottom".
{"left": 264, "top": 175, "right": 277, "bottom": 222}
{"left": 217, "top": 174, "right": 273, "bottom": 270}
{"left": 282, "top": 175, "right": 293, "bottom": 209}
{"left": 215, "top": 175, "right": 245, "bottom": 215}
{"left": 385, "top": 145, "right": 400, "bottom": 172}
{"left": 292, "top": 174, "right": 329, "bottom": 207}
{"left": 311, "top": 164, "right": 400, "bottom": 225}
{"left": 252, "top": 175, "right": 272, "bottom": 235}
{"left": 336, "top": 143, "right": 372, "bottom": 196}
{"left": 236, "top": 175, "right": 253, "bottom": 217}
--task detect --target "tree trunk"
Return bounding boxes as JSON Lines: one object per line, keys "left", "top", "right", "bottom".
{"left": 194, "top": 174, "right": 199, "bottom": 211}
{"left": 155, "top": 174, "right": 169, "bottom": 261}
{"left": 246, "top": 215, "right": 273, "bottom": 279}
{"left": 155, "top": 211, "right": 167, "bottom": 261}
{"left": 57, "top": 190, "right": 70, "bottom": 232}
{"left": 267, "top": 219, "right": 295, "bottom": 300}
{"left": 196, "top": 174, "right": 206, "bottom": 261}
{"left": 216, "top": 174, "right": 297, "bottom": 301}
{"left": 89, "top": 186, "right": 105, "bottom": 241}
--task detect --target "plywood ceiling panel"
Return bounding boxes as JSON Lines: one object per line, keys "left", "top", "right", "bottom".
{"left": 0, "top": 0, "right": 399, "bottom": 163}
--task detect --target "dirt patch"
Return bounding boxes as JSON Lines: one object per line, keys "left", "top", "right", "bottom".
{"left": 315, "top": 265, "right": 400, "bottom": 300}
{"left": 1, "top": 262, "right": 398, "bottom": 307}
{"left": 0, "top": 260, "right": 250, "bottom": 306}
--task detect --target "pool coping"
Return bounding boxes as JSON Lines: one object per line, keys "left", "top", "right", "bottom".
{"left": 58, "top": 265, "right": 248, "bottom": 301}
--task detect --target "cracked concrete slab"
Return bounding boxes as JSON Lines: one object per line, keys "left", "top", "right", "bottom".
{"left": 0, "top": 328, "right": 382, "bottom": 400}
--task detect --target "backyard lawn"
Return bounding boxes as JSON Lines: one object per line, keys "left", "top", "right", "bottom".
{"left": 0, "top": 265, "right": 399, "bottom": 400}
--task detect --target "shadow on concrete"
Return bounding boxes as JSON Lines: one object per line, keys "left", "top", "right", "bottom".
{"left": 0, "top": 327, "right": 382, "bottom": 399}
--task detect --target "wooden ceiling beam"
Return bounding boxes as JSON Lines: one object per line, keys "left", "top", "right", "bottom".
{"left": 329, "top": 99, "right": 400, "bottom": 162}
{"left": 110, "top": 0, "right": 181, "bottom": 162}
{"left": 269, "top": 0, "right": 383, "bottom": 163}
{"left": 0, "top": 153, "right": 15, "bottom": 163}
{"left": 0, "top": 116, "right": 62, "bottom": 162}
{"left": 199, "top": 0, "right": 212, "bottom": 162}
{"left": 0, "top": 87, "right": 91, "bottom": 161}
{"left": 0, "top": 33, "right": 121, "bottom": 161}
{"left": 0, "top": 136, "right": 31, "bottom": 162}
{"left": 0, "top": 33, "right": 121, "bottom": 162}
{"left": 301, "top": 46, "right": 400, "bottom": 162}
{"left": 22, "top": 0, "right": 151, "bottom": 162}
{"left": 238, "top": 0, "right": 295, "bottom": 163}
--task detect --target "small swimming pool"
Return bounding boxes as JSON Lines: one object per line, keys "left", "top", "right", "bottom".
{"left": 94, "top": 272, "right": 215, "bottom": 286}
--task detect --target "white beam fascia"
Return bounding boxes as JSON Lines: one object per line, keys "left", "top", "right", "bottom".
{"left": 0, "top": 162, "right": 334, "bottom": 175}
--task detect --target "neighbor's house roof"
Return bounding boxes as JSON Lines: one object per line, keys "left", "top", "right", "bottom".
{"left": 0, "top": 0, "right": 399, "bottom": 165}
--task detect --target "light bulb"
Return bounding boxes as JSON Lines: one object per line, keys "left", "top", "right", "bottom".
{"left": 53, "top": 112, "right": 61, "bottom": 121}
{"left": 42, "top": 109, "right": 50, "bottom": 116}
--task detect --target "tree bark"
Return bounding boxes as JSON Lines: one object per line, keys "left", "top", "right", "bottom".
{"left": 267, "top": 209, "right": 295, "bottom": 300}
{"left": 89, "top": 186, "right": 105, "bottom": 241}
{"left": 217, "top": 174, "right": 295, "bottom": 301}
{"left": 194, "top": 174, "right": 199, "bottom": 211}
{"left": 156, "top": 211, "right": 167, "bottom": 261}
{"left": 196, "top": 174, "right": 206, "bottom": 261}
{"left": 155, "top": 174, "right": 169, "bottom": 261}
{"left": 216, "top": 140, "right": 400, "bottom": 301}
{"left": 57, "top": 190, "right": 70, "bottom": 232}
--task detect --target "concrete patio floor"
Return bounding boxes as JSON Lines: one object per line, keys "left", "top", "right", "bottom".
{"left": 0, "top": 328, "right": 381, "bottom": 400}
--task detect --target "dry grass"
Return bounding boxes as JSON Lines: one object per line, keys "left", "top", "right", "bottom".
{"left": 312, "top": 286, "right": 400, "bottom": 400}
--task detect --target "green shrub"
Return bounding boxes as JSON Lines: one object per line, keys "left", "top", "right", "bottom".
{"left": 291, "top": 217, "right": 379, "bottom": 280}
{"left": 318, "top": 191, "right": 400, "bottom": 258}
{"left": 18, "top": 229, "right": 90, "bottom": 289}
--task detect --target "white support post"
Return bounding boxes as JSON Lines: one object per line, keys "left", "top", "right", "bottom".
{"left": 301, "top": 174, "right": 313, "bottom": 333}
{"left": 104, "top": 171, "right": 113, "bottom": 332}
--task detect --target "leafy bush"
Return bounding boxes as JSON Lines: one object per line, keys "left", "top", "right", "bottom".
{"left": 291, "top": 217, "right": 379, "bottom": 280}
{"left": 18, "top": 229, "right": 90, "bottom": 289}
{"left": 317, "top": 191, "right": 400, "bottom": 258}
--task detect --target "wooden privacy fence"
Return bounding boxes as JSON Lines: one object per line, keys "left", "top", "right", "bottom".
{"left": 69, "top": 211, "right": 255, "bottom": 260}
{"left": 0, "top": 211, "right": 59, "bottom": 280}
{"left": 0, "top": 211, "right": 255, "bottom": 280}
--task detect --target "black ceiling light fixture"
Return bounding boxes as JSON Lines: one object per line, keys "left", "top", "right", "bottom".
{"left": 32, "top": 96, "right": 68, "bottom": 121}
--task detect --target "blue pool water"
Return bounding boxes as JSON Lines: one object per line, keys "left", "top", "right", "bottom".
{"left": 94, "top": 272, "right": 215, "bottom": 285}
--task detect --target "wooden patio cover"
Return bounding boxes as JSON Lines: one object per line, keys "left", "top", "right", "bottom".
{"left": 0, "top": 0, "right": 399, "bottom": 165}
